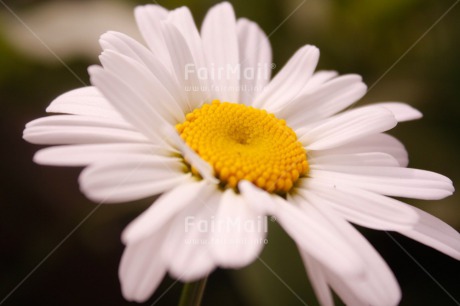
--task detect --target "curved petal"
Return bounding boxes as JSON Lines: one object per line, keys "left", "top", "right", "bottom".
{"left": 298, "top": 178, "right": 419, "bottom": 231}
{"left": 164, "top": 190, "right": 220, "bottom": 281}
{"left": 134, "top": 5, "right": 171, "bottom": 68}
{"left": 122, "top": 181, "right": 214, "bottom": 244}
{"left": 79, "top": 154, "right": 191, "bottom": 203}
{"left": 299, "top": 251, "right": 334, "bottom": 306}
{"left": 238, "top": 180, "right": 277, "bottom": 215}
{"left": 400, "top": 206, "right": 460, "bottom": 259}
{"left": 300, "top": 107, "right": 397, "bottom": 150}
{"left": 45, "top": 86, "right": 123, "bottom": 119}
{"left": 119, "top": 230, "right": 168, "bottom": 302}
{"left": 308, "top": 133, "right": 409, "bottom": 167}
{"left": 23, "top": 115, "right": 147, "bottom": 145}
{"left": 168, "top": 7, "right": 207, "bottom": 71}
{"left": 309, "top": 152, "right": 400, "bottom": 168}
{"left": 201, "top": 2, "right": 239, "bottom": 102}
{"left": 34, "top": 143, "right": 170, "bottom": 166}
{"left": 89, "top": 65, "right": 171, "bottom": 147}
{"left": 279, "top": 74, "right": 367, "bottom": 128}
{"left": 300, "top": 70, "right": 338, "bottom": 95}
{"left": 273, "top": 196, "right": 365, "bottom": 278}
{"left": 363, "top": 102, "right": 422, "bottom": 122}
{"left": 308, "top": 166, "right": 454, "bottom": 200}
{"left": 297, "top": 196, "right": 401, "bottom": 306}
{"left": 161, "top": 21, "right": 209, "bottom": 112}
{"left": 99, "top": 50, "right": 185, "bottom": 124}
{"left": 253, "top": 45, "right": 319, "bottom": 111}
{"left": 236, "top": 18, "right": 272, "bottom": 104}
{"left": 99, "top": 31, "right": 188, "bottom": 112}
{"left": 209, "top": 189, "right": 266, "bottom": 268}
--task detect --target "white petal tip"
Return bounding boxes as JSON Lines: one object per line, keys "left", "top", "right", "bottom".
{"left": 376, "top": 102, "right": 423, "bottom": 122}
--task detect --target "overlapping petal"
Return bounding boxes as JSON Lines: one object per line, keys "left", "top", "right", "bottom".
{"left": 163, "top": 192, "right": 219, "bottom": 281}
{"left": 134, "top": 5, "right": 170, "bottom": 67}
{"left": 209, "top": 189, "right": 265, "bottom": 268}
{"left": 253, "top": 45, "right": 319, "bottom": 111}
{"left": 296, "top": 197, "right": 401, "bottom": 306}
{"left": 308, "top": 133, "right": 409, "bottom": 167}
{"left": 24, "top": 114, "right": 147, "bottom": 145}
{"left": 34, "top": 143, "right": 170, "bottom": 167}
{"left": 308, "top": 166, "right": 454, "bottom": 200}
{"left": 79, "top": 154, "right": 191, "bottom": 203}
{"left": 277, "top": 74, "right": 367, "bottom": 128}
{"left": 236, "top": 18, "right": 272, "bottom": 104}
{"left": 201, "top": 2, "right": 239, "bottom": 102}
{"left": 99, "top": 31, "right": 189, "bottom": 112}
{"left": 119, "top": 229, "right": 168, "bottom": 302}
{"left": 46, "top": 86, "right": 122, "bottom": 119}
{"left": 299, "top": 106, "right": 397, "bottom": 150}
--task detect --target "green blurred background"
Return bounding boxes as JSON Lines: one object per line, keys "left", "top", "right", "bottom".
{"left": 1, "top": 0, "right": 459, "bottom": 305}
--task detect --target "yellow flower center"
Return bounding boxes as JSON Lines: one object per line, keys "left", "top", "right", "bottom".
{"left": 176, "top": 100, "right": 308, "bottom": 193}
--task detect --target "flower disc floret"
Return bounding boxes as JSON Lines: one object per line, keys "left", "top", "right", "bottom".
{"left": 176, "top": 100, "right": 309, "bottom": 193}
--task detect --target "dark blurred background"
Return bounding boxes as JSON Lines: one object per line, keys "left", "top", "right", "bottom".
{"left": 1, "top": 0, "right": 459, "bottom": 305}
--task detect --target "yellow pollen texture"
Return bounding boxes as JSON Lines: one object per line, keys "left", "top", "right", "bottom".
{"left": 176, "top": 100, "right": 309, "bottom": 193}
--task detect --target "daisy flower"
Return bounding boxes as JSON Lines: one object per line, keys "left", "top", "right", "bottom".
{"left": 23, "top": 2, "right": 460, "bottom": 305}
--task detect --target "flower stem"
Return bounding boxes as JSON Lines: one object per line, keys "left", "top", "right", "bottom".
{"left": 178, "top": 277, "right": 208, "bottom": 306}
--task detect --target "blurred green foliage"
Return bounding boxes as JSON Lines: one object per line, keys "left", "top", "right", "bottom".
{"left": 1, "top": 0, "right": 459, "bottom": 305}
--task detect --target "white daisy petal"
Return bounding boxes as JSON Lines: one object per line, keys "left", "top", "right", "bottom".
{"left": 299, "top": 252, "right": 334, "bottom": 306}
{"left": 299, "top": 197, "right": 401, "bottom": 306}
{"left": 279, "top": 74, "right": 367, "bottom": 128}
{"left": 99, "top": 31, "right": 188, "bottom": 111}
{"left": 301, "top": 70, "right": 338, "bottom": 95}
{"left": 168, "top": 7, "right": 207, "bottom": 71}
{"left": 209, "top": 189, "right": 265, "bottom": 268}
{"left": 119, "top": 231, "right": 168, "bottom": 303}
{"left": 23, "top": 126, "right": 146, "bottom": 145}
{"left": 364, "top": 102, "right": 423, "bottom": 122}
{"left": 134, "top": 5, "right": 171, "bottom": 68}
{"left": 309, "top": 166, "right": 454, "bottom": 200}
{"left": 309, "top": 152, "right": 400, "bottom": 167}
{"left": 161, "top": 21, "right": 209, "bottom": 111}
{"left": 99, "top": 49, "right": 185, "bottom": 124}
{"left": 165, "top": 191, "right": 220, "bottom": 281}
{"left": 201, "top": 2, "right": 239, "bottom": 102}
{"left": 25, "top": 114, "right": 132, "bottom": 130}
{"left": 321, "top": 270, "right": 367, "bottom": 306}
{"left": 253, "top": 45, "right": 319, "bottom": 111}
{"left": 34, "top": 143, "right": 170, "bottom": 166}
{"left": 274, "top": 196, "right": 365, "bottom": 278}
{"left": 316, "top": 255, "right": 397, "bottom": 306}
{"left": 89, "top": 65, "right": 171, "bottom": 146}
{"left": 46, "top": 86, "right": 122, "bottom": 119}
{"left": 23, "top": 115, "right": 147, "bottom": 145}
{"left": 400, "top": 206, "right": 460, "bottom": 259}
{"left": 79, "top": 154, "right": 190, "bottom": 203}
{"left": 238, "top": 180, "right": 276, "bottom": 215}
{"left": 236, "top": 18, "right": 272, "bottom": 104}
{"left": 166, "top": 7, "right": 210, "bottom": 109}
{"left": 122, "top": 180, "right": 213, "bottom": 244}
{"left": 309, "top": 133, "right": 409, "bottom": 167}
{"left": 300, "top": 107, "right": 397, "bottom": 150}
{"left": 298, "top": 178, "right": 418, "bottom": 230}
